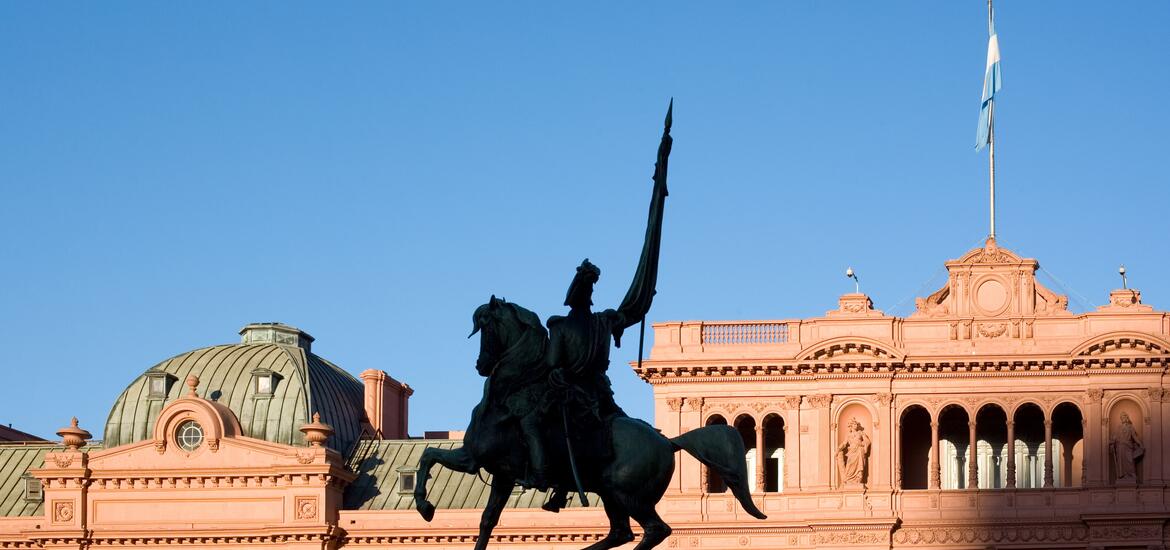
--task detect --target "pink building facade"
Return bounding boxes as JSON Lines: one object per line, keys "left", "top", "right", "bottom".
{"left": 3, "top": 239, "right": 1170, "bottom": 549}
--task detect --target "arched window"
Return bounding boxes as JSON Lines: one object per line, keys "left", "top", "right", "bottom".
{"left": 762, "top": 414, "right": 785, "bottom": 492}
{"left": 705, "top": 414, "right": 728, "bottom": 493}
{"left": 938, "top": 405, "right": 970, "bottom": 489}
{"left": 975, "top": 404, "right": 1008, "bottom": 489}
{"left": 734, "top": 415, "right": 758, "bottom": 492}
{"left": 899, "top": 405, "right": 931, "bottom": 490}
{"left": 1013, "top": 403, "right": 1046, "bottom": 488}
{"left": 1052, "top": 402, "right": 1084, "bottom": 487}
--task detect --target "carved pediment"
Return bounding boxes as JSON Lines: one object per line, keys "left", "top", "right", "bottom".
{"left": 1071, "top": 332, "right": 1170, "bottom": 357}
{"left": 912, "top": 238, "right": 1069, "bottom": 319}
{"left": 956, "top": 240, "right": 1025, "bottom": 265}
{"left": 798, "top": 337, "right": 903, "bottom": 362}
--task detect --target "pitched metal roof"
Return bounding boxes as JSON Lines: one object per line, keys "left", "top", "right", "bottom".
{"left": 343, "top": 439, "right": 593, "bottom": 511}
{"left": 0, "top": 425, "right": 45, "bottom": 442}
{"left": 0, "top": 444, "right": 59, "bottom": 516}
{"left": 104, "top": 342, "right": 365, "bottom": 454}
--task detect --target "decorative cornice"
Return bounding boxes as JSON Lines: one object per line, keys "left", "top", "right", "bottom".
{"left": 637, "top": 355, "right": 1169, "bottom": 383}
{"left": 79, "top": 470, "right": 350, "bottom": 490}
{"left": 343, "top": 533, "right": 605, "bottom": 546}
{"left": 892, "top": 523, "right": 1088, "bottom": 545}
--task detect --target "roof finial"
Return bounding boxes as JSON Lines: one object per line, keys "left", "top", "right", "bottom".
{"left": 300, "top": 412, "right": 334, "bottom": 448}
{"left": 185, "top": 374, "right": 200, "bottom": 397}
{"left": 57, "top": 417, "right": 92, "bottom": 451}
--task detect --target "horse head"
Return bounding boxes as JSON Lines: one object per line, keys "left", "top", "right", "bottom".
{"left": 469, "top": 295, "right": 548, "bottom": 377}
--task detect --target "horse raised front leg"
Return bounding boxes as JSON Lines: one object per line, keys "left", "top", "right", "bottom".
{"left": 474, "top": 473, "right": 514, "bottom": 550}
{"left": 414, "top": 446, "right": 478, "bottom": 521}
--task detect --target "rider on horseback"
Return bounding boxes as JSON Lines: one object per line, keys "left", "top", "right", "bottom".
{"left": 546, "top": 259, "right": 630, "bottom": 423}
{"left": 534, "top": 106, "right": 672, "bottom": 508}
{"left": 414, "top": 103, "right": 766, "bottom": 550}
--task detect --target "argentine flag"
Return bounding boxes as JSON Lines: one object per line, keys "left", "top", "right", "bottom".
{"left": 976, "top": 10, "right": 1002, "bottom": 151}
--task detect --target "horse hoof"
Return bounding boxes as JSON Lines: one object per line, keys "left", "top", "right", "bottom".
{"left": 417, "top": 501, "right": 436, "bottom": 522}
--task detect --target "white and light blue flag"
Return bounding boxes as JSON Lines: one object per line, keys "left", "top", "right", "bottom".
{"left": 976, "top": 8, "right": 1002, "bottom": 151}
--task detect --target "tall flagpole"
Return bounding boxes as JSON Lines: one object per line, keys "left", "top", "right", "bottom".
{"left": 987, "top": 0, "right": 996, "bottom": 240}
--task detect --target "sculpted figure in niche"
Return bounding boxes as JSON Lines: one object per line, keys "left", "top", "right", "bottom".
{"left": 837, "top": 417, "right": 871, "bottom": 487}
{"left": 1111, "top": 412, "right": 1144, "bottom": 484}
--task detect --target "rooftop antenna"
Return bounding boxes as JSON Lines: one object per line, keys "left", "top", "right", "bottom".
{"left": 1119, "top": 265, "right": 1128, "bottom": 289}
{"left": 846, "top": 267, "right": 860, "bottom": 294}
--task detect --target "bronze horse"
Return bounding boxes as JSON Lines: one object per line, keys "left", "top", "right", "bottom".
{"left": 413, "top": 298, "right": 765, "bottom": 550}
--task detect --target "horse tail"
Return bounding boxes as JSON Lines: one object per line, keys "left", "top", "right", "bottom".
{"left": 669, "top": 425, "right": 767, "bottom": 520}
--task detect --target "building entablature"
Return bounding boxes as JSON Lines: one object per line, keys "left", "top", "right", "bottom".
{"left": 17, "top": 376, "right": 354, "bottom": 549}
{"left": 636, "top": 353, "right": 1170, "bottom": 383}
{"left": 640, "top": 241, "right": 1170, "bottom": 383}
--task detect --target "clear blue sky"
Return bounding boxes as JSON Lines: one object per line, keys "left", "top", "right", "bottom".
{"left": 2, "top": 2, "right": 1168, "bottom": 439}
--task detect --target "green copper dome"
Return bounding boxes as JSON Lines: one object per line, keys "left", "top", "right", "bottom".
{"left": 104, "top": 323, "right": 365, "bottom": 454}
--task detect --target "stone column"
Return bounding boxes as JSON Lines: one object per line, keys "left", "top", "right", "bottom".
{"left": 930, "top": 421, "right": 941, "bottom": 489}
{"left": 679, "top": 398, "right": 704, "bottom": 493}
{"left": 804, "top": 394, "right": 833, "bottom": 491}
{"left": 894, "top": 421, "right": 902, "bottom": 489}
{"left": 968, "top": 421, "right": 979, "bottom": 489}
{"left": 817, "top": 398, "right": 833, "bottom": 491}
{"left": 1043, "top": 419, "right": 1054, "bottom": 488}
{"left": 1084, "top": 389, "right": 1104, "bottom": 486}
{"left": 754, "top": 423, "right": 765, "bottom": 493}
{"left": 663, "top": 397, "right": 683, "bottom": 492}
{"left": 874, "top": 393, "right": 893, "bottom": 490}
{"left": 786, "top": 402, "right": 802, "bottom": 492}
{"left": 1006, "top": 420, "right": 1016, "bottom": 488}
{"left": 1147, "top": 388, "right": 1164, "bottom": 484}
{"left": 1161, "top": 390, "right": 1170, "bottom": 484}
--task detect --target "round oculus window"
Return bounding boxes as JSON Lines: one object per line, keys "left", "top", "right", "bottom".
{"left": 176, "top": 420, "right": 204, "bottom": 451}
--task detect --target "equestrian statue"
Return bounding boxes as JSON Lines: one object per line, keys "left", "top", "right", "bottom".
{"left": 413, "top": 102, "right": 766, "bottom": 550}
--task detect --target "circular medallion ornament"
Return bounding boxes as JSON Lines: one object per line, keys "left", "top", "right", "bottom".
{"left": 176, "top": 420, "right": 204, "bottom": 451}
{"left": 974, "top": 278, "right": 1009, "bottom": 316}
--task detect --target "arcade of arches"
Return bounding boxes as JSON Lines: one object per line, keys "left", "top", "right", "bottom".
{"left": 641, "top": 241, "right": 1170, "bottom": 549}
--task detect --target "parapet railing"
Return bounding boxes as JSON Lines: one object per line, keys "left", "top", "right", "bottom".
{"left": 700, "top": 321, "right": 790, "bottom": 345}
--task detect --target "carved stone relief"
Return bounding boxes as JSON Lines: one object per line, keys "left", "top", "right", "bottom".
{"left": 807, "top": 394, "right": 832, "bottom": 409}
{"left": 52, "top": 500, "right": 74, "bottom": 523}
{"left": 295, "top": 496, "right": 318, "bottom": 520}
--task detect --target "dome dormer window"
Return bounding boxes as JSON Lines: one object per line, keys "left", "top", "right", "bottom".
{"left": 251, "top": 368, "right": 280, "bottom": 397}
{"left": 145, "top": 372, "right": 174, "bottom": 399}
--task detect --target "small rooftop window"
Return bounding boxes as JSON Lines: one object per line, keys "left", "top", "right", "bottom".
{"left": 145, "top": 372, "right": 174, "bottom": 399}
{"left": 251, "top": 368, "right": 281, "bottom": 397}
{"left": 396, "top": 468, "right": 416, "bottom": 494}
{"left": 22, "top": 475, "right": 42, "bottom": 502}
